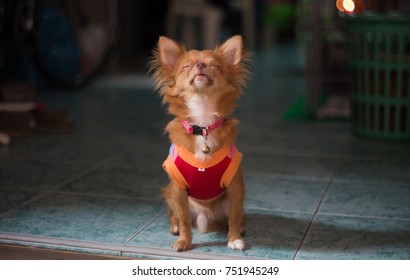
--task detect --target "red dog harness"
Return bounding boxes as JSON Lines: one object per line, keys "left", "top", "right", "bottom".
{"left": 163, "top": 144, "right": 242, "bottom": 200}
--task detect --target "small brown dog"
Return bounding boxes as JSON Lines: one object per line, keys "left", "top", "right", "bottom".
{"left": 150, "top": 35, "right": 250, "bottom": 251}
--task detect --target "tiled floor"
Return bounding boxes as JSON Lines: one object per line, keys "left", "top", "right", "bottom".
{"left": 0, "top": 44, "right": 409, "bottom": 259}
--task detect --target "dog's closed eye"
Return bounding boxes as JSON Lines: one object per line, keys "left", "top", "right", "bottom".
{"left": 210, "top": 64, "right": 220, "bottom": 71}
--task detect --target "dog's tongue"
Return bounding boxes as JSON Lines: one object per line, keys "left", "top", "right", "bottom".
{"left": 195, "top": 74, "right": 208, "bottom": 81}
{"left": 194, "top": 74, "right": 210, "bottom": 85}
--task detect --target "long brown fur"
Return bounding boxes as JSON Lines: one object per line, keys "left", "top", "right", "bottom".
{"left": 149, "top": 35, "right": 251, "bottom": 251}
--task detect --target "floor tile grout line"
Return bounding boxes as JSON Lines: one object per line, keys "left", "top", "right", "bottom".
{"left": 332, "top": 177, "right": 410, "bottom": 186}
{"left": 0, "top": 232, "right": 258, "bottom": 260}
{"left": 316, "top": 212, "right": 410, "bottom": 222}
{"left": 9, "top": 147, "right": 410, "bottom": 165}
{"left": 45, "top": 151, "right": 137, "bottom": 193}
{"left": 243, "top": 206, "right": 410, "bottom": 222}
{"left": 291, "top": 162, "right": 341, "bottom": 260}
{"left": 0, "top": 163, "right": 101, "bottom": 220}
{"left": 123, "top": 208, "right": 166, "bottom": 247}
{"left": 48, "top": 161, "right": 111, "bottom": 192}
{"left": 0, "top": 192, "right": 49, "bottom": 220}
{"left": 2, "top": 155, "right": 119, "bottom": 167}
{"left": 243, "top": 149, "right": 410, "bottom": 162}
{"left": 245, "top": 171, "right": 409, "bottom": 187}
{"left": 245, "top": 172, "right": 330, "bottom": 183}
{"left": 244, "top": 206, "right": 314, "bottom": 216}
{"left": 50, "top": 190, "right": 164, "bottom": 203}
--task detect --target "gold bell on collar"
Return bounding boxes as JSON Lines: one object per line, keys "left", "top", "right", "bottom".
{"left": 202, "top": 144, "right": 210, "bottom": 154}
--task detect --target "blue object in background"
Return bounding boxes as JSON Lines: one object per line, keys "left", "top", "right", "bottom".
{"left": 36, "top": 3, "right": 81, "bottom": 83}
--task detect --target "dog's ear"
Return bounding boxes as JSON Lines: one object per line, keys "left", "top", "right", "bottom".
{"left": 216, "top": 35, "right": 243, "bottom": 67}
{"left": 158, "top": 36, "right": 184, "bottom": 69}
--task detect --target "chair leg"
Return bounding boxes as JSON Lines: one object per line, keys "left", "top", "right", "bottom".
{"left": 203, "top": 6, "right": 223, "bottom": 49}
{"left": 182, "top": 17, "right": 197, "bottom": 49}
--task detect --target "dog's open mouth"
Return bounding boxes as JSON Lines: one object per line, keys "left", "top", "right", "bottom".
{"left": 192, "top": 74, "right": 213, "bottom": 86}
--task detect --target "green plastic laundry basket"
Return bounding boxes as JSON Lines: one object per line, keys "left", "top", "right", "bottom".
{"left": 347, "top": 14, "right": 410, "bottom": 140}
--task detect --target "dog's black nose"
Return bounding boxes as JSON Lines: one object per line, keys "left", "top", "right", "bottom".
{"left": 195, "top": 62, "right": 207, "bottom": 69}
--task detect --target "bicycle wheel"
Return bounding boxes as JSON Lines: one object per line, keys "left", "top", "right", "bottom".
{"left": 32, "top": 0, "right": 123, "bottom": 87}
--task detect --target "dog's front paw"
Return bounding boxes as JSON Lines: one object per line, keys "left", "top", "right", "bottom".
{"left": 172, "top": 239, "right": 192, "bottom": 252}
{"left": 227, "top": 239, "right": 245, "bottom": 250}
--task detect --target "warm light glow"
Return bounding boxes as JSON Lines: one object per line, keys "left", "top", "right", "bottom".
{"left": 343, "top": 0, "right": 355, "bottom": 12}
{"left": 336, "top": 0, "right": 345, "bottom": 12}
{"left": 336, "top": 0, "right": 356, "bottom": 13}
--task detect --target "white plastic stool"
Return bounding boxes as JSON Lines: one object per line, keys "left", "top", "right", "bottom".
{"left": 166, "top": 0, "right": 224, "bottom": 49}
{"left": 166, "top": 0, "right": 255, "bottom": 49}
